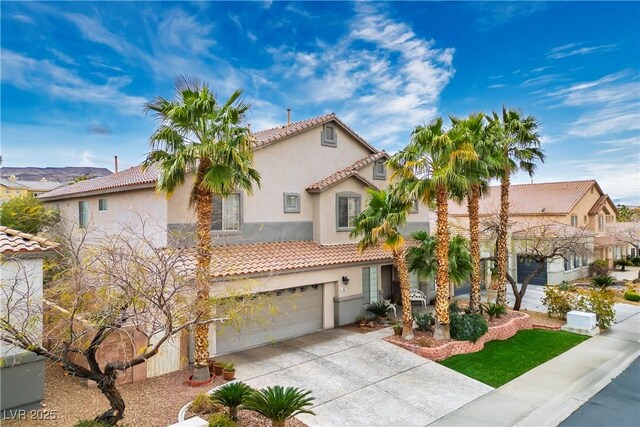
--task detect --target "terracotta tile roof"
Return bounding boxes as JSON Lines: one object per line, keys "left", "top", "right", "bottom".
{"left": 306, "top": 152, "right": 388, "bottom": 193}
{"left": 181, "top": 240, "right": 392, "bottom": 278}
{"left": 0, "top": 178, "right": 29, "bottom": 190}
{"left": 0, "top": 226, "right": 58, "bottom": 253}
{"left": 511, "top": 220, "right": 595, "bottom": 238}
{"left": 252, "top": 113, "right": 378, "bottom": 153}
{"left": 594, "top": 235, "right": 618, "bottom": 247}
{"left": 39, "top": 165, "right": 160, "bottom": 201}
{"left": 449, "top": 180, "right": 598, "bottom": 216}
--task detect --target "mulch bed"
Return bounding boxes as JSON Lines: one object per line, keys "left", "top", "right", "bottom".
{"left": 342, "top": 319, "right": 394, "bottom": 334}
{"left": 386, "top": 311, "right": 527, "bottom": 348}
{"left": 188, "top": 409, "right": 307, "bottom": 426}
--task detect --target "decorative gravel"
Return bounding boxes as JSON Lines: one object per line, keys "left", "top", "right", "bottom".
{"left": 5, "top": 361, "right": 224, "bottom": 427}
{"left": 190, "top": 409, "right": 308, "bottom": 427}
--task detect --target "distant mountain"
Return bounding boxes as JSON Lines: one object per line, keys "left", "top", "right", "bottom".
{"left": 1, "top": 167, "right": 113, "bottom": 182}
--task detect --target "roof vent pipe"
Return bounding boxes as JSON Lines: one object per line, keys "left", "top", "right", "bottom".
{"left": 287, "top": 108, "right": 291, "bottom": 127}
{"left": 114, "top": 155, "right": 119, "bottom": 174}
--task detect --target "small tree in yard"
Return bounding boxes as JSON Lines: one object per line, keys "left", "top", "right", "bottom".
{"left": 0, "top": 194, "right": 60, "bottom": 235}
{"left": 0, "top": 223, "right": 265, "bottom": 425}
{"left": 501, "top": 220, "right": 592, "bottom": 311}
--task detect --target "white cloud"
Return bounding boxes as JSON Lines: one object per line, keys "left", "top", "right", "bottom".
{"left": 267, "top": 3, "right": 455, "bottom": 148}
{"left": 1, "top": 49, "right": 147, "bottom": 115}
{"left": 247, "top": 32, "right": 258, "bottom": 42}
{"left": 488, "top": 84, "right": 506, "bottom": 89}
{"left": 547, "top": 42, "right": 616, "bottom": 59}
{"left": 567, "top": 103, "right": 640, "bottom": 137}
{"left": 11, "top": 14, "right": 35, "bottom": 24}
{"left": 48, "top": 48, "right": 77, "bottom": 65}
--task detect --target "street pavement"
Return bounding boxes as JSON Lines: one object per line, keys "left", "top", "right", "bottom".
{"left": 560, "top": 356, "right": 640, "bottom": 427}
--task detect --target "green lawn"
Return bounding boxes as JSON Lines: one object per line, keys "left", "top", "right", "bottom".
{"left": 439, "top": 329, "right": 590, "bottom": 388}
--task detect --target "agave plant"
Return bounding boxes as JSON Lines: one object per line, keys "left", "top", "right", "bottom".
{"left": 243, "top": 386, "right": 315, "bottom": 427}
{"left": 366, "top": 301, "right": 392, "bottom": 318}
{"left": 591, "top": 274, "right": 616, "bottom": 289}
{"left": 211, "top": 381, "right": 253, "bottom": 420}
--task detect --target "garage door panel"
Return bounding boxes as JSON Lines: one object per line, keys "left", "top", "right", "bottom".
{"left": 517, "top": 256, "right": 547, "bottom": 286}
{"left": 216, "top": 285, "right": 323, "bottom": 355}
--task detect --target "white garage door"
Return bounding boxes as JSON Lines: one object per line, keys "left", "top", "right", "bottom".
{"left": 216, "top": 284, "right": 323, "bottom": 355}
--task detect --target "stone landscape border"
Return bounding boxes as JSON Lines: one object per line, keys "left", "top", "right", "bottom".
{"left": 387, "top": 312, "right": 538, "bottom": 361}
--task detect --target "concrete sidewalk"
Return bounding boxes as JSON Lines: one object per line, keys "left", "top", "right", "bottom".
{"left": 430, "top": 310, "right": 640, "bottom": 427}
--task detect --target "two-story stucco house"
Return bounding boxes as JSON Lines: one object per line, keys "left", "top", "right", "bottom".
{"left": 40, "top": 113, "right": 431, "bottom": 356}
{"left": 449, "top": 180, "right": 621, "bottom": 286}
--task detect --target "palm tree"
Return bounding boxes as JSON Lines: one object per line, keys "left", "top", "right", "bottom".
{"left": 143, "top": 78, "right": 261, "bottom": 381}
{"left": 487, "top": 107, "right": 544, "bottom": 306}
{"left": 350, "top": 187, "right": 415, "bottom": 339}
{"left": 407, "top": 231, "right": 473, "bottom": 295}
{"left": 449, "top": 113, "right": 499, "bottom": 313}
{"left": 389, "top": 118, "right": 476, "bottom": 337}
{"left": 243, "top": 386, "right": 315, "bottom": 427}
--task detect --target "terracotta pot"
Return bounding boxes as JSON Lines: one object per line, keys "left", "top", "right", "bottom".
{"left": 208, "top": 361, "right": 216, "bottom": 375}
{"left": 213, "top": 363, "right": 224, "bottom": 376}
{"left": 222, "top": 370, "right": 236, "bottom": 381}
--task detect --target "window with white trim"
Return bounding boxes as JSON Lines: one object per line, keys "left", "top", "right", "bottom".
{"left": 564, "top": 257, "right": 572, "bottom": 271}
{"left": 336, "top": 193, "right": 361, "bottom": 230}
{"left": 98, "top": 198, "right": 108, "bottom": 211}
{"left": 570, "top": 215, "right": 578, "bottom": 227}
{"left": 78, "top": 201, "right": 89, "bottom": 228}
{"left": 212, "top": 194, "right": 240, "bottom": 231}
{"left": 598, "top": 215, "right": 604, "bottom": 231}
{"left": 574, "top": 253, "right": 580, "bottom": 268}
{"left": 283, "top": 193, "right": 300, "bottom": 213}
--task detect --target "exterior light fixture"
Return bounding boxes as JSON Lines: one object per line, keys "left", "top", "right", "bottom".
{"left": 341, "top": 276, "right": 350, "bottom": 285}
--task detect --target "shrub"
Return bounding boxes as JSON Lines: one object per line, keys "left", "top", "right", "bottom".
{"left": 211, "top": 381, "right": 253, "bottom": 420}
{"left": 614, "top": 258, "right": 633, "bottom": 271}
{"left": 450, "top": 313, "right": 488, "bottom": 343}
{"left": 243, "top": 386, "right": 315, "bottom": 427}
{"left": 590, "top": 259, "right": 608, "bottom": 276}
{"left": 416, "top": 336, "right": 437, "bottom": 347}
{"left": 208, "top": 413, "right": 237, "bottom": 427}
{"left": 624, "top": 291, "right": 640, "bottom": 302}
{"left": 413, "top": 312, "right": 435, "bottom": 331}
{"left": 629, "top": 256, "right": 640, "bottom": 267}
{"left": 576, "top": 289, "right": 616, "bottom": 329}
{"left": 448, "top": 301, "right": 462, "bottom": 316}
{"left": 591, "top": 275, "right": 616, "bottom": 289}
{"left": 480, "top": 303, "right": 507, "bottom": 321}
{"left": 557, "top": 281, "right": 574, "bottom": 291}
{"left": 190, "top": 392, "right": 221, "bottom": 414}
{"left": 366, "top": 301, "right": 392, "bottom": 318}
{"left": 542, "top": 287, "right": 578, "bottom": 319}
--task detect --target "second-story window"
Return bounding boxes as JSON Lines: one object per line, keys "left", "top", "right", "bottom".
{"left": 337, "top": 193, "right": 360, "bottom": 230}
{"left": 570, "top": 214, "right": 578, "bottom": 227}
{"left": 78, "top": 201, "right": 89, "bottom": 228}
{"left": 373, "top": 159, "right": 387, "bottom": 180}
{"left": 98, "top": 198, "right": 108, "bottom": 211}
{"left": 213, "top": 194, "right": 240, "bottom": 231}
{"left": 321, "top": 124, "right": 337, "bottom": 147}
{"left": 598, "top": 215, "right": 604, "bottom": 231}
{"left": 283, "top": 193, "right": 300, "bottom": 213}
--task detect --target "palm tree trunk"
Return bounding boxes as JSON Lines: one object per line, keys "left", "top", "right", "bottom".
{"left": 496, "top": 170, "right": 510, "bottom": 307}
{"left": 468, "top": 183, "right": 481, "bottom": 313}
{"left": 434, "top": 185, "right": 450, "bottom": 338}
{"left": 392, "top": 247, "right": 414, "bottom": 340}
{"left": 193, "top": 159, "right": 213, "bottom": 381}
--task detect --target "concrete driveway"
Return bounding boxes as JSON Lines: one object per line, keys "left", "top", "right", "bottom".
{"left": 218, "top": 328, "right": 491, "bottom": 427}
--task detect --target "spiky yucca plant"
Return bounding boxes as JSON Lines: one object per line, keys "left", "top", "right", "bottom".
{"left": 243, "top": 386, "right": 315, "bottom": 427}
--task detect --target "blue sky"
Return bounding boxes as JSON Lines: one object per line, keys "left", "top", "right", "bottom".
{"left": 2, "top": 1, "right": 639, "bottom": 204}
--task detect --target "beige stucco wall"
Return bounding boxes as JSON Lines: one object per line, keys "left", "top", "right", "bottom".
{"left": 45, "top": 189, "right": 168, "bottom": 247}
{"left": 166, "top": 123, "right": 374, "bottom": 225}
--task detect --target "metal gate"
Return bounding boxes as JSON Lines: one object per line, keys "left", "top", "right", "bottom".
{"left": 146, "top": 332, "right": 181, "bottom": 378}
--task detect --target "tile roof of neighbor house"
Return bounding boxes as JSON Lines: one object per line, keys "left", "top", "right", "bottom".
{"left": 0, "top": 178, "right": 29, "bottom": 190}
{"left": 182, "top": 240, "right": 392, "bottom": 278}
{"left": 252, "top": 112, "right": 378, "bottom": 153}
{"left": 448, "top": 180, "right": 603, "bottom": 216}
{"left": 17, "top": 180, "right": 65, "bottom": 192}
{"left": 306, "top": 152, "right": 388, "bottom": 193}
{"left": 38, "top": 165, "right": 160, "bottom": 201}
{"left": 0, "top": 226, "right": 58, "bottom": 253}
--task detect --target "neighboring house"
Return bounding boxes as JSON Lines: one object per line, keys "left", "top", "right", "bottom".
{"left": 0, "top": 226, "right": 58, "bottom": 413}
{"left": 40, "top": 113, "right": 432, "bottom": 357}
{"left": 449, "top": 180, "right": 619, "bottom": 286}
{"left": 605, "top": 221, "right": 640, "bottom": 259}
{"left": 0, "top": 176, "right": 65, "bottom": 204}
